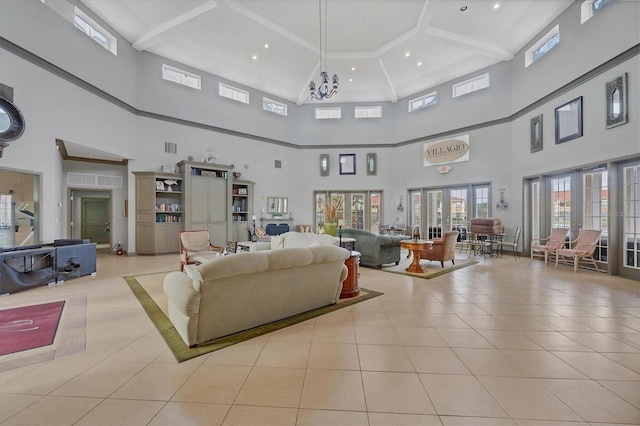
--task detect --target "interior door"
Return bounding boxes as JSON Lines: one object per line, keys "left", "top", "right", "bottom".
{"left": 81, "top": 197, "right": 110, "bottom": 244}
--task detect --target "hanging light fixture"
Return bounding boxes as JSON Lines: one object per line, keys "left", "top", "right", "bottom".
{"left": 309, "top": 0, "right": 338, "bottom": 100}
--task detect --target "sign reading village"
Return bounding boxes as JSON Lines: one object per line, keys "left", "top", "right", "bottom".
{"left": 423, "top": 135, "right": 470, "bottom": 167}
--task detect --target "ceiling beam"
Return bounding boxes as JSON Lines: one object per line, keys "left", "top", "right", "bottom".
{"left": 132, "top": 1, "right": 219, "bottom": 51}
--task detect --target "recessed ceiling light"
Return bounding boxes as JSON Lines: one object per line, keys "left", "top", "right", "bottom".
{"left": 252, "top": 55, "right": 258, "bottom": 60}
{"left": 351, "top": 67, "right": 356, "bottom": 71}
{"left": 417, "top": 61, "right": 422, "bottom": 66}
{"left": 460, "top": 5, "right": 468, "bottom": 11}
{"left": 349, "top": 78, "right": 353, "bottom": 82}
{"left": 264, "top": 43, "right": 269, "bottom": 49}
{"left": 493, "top": 2, "right": 500, "bottom": 10}
{"left": 405, "top": 52, "right": 411, "bottom": 57}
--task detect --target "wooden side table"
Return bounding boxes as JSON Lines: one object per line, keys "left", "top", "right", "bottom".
{"left": 400, "top": 239, "right": 433, "bottom": 273}
{"left": 341, "top": 250, "right": 361, "bottom": 298}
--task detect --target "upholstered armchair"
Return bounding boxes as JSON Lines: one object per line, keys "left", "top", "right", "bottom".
{"left": 339, "top": 228, "right": 403, "bottom": 269}
{"left": 179, "top": 230, "right": 223, "bottom": 271}
{"left": 419, "top": 231, "right": 459, "bottom": 267}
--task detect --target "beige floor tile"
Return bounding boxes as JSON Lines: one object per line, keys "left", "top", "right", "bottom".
{"left": 478, "top": 376, "right": 583, "bottom": 422}
{"left": 311, "top": 324, "right": 356, "bottom": 343}
{"left": 539, "top": 378, "right": 640, "bottom": 424}
{"left": 598, "top": 380, "right": 640, "bottom": 408}
{"left": 1, "top": 395, "right": 101, "bottom": 425}
{"left": 234, "top": 367, "right": 305, "bottom": 408}
{"left": 552, "top": 351, "right": 640, "bottom": 381}
{"left": 313, "top": 310, "right": 353, "bottom": 325}
{"left": 358, "top": 344, "right": 414, "bottom": 372}
{"left": 368, "top": 412, "right": 442, "bottom": 425}
{"left": 202, "top": 338, "right": 267, "bottom": 366}
{"left": 436, "top": 328, "right": 494, "bottom": 348}
{"left": 500, "top": 349, "right": 588, "bottom": 379}
{"left": 221, "top": 405, "right": 297, "bottom": 425}
{"left": 513, "top": 420, "right": 587, "bottom": 425}
{"left": 267, "top": 323, "right": 315, "bottom": 342}
{"left": 110, "top": 362, "right": 197, "bottom": 400}
{"left": 0, "top": 393, "right": 41, "bottom": 423}
{"left": 171, "top": 364, "right": 251, "bottom": 404}
{"left": 395, "top": 326, "right": 448, "bottom": 346}
{"left": 148, "top": 401, "right": 230, "bottom": 425}
{"left": 51, "top": 360, "right": 147, "bottom": 397}
{"left": 493, "top": 315, "right": 554, "bottom": 331}
{"left": 300, "top": 369, "right": 366, "bottom": 411}
{"left": 352, "top": 311, "right": 392, "bottom": 326}
{"left": 77, "top": 398, "right": 165, "bottom": 426}
{"left": 307, "top": 342, "right": 360, "bottom": 370}
{"left": 559, "top": 331, "right": 638, "bottom": 352}
{"left": 255, "top": 341, "right": 311, "bottom": 368}
{"left": 568, "top": 316, "right": 638, "bottom": 333}
{"left": 405, "top": 347, "right": 471, "bottom": 374}
{"left": 420, "top": 374, "right": 508, "bottom": 417}
{"left": 381, "top": 301, "right": 423, "bottom": 313}
{"left": 457, "top": 314, "right": 504, "bottom": 330}
{"left": 296, "top": 409, "right": 369, "bottom": 425}
{"left": 354, "top": 325, "right": 400, "bottom": 344}
{"left": 386, "top": 312, "right": 432, "bottom": 327}
{"left": 424, "top": 314, "right": 471, "bottom": 329}
{"left": 523, "top": 331, "right": 591, "bottom": 351}
{"left": 440, "top": 416, "right": 516, "bottom": 425}
{"left": 0, "top": 357, "right": 98, "bottom": 395}
{"left": 604, "top": 332, "right": 640, "bottom": 349}
{"left": 415, "top": 302, "right": 454, "bottom": 314}
{"left": 453, "top": 348, "right": 530, "bottom": 377}
{"left": 476, "top": 330, "right": 544, "bottom": 350}
{"left": 362, "top": 371, "right": 436, "bottom": 414}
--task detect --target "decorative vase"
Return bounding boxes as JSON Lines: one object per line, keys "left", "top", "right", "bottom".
{"left": 324, "top": 221, "right": 338, "bottom": 236}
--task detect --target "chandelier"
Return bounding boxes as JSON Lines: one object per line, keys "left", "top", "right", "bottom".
{"left": 309, "top": 0, "right": 338, "bottom": 100}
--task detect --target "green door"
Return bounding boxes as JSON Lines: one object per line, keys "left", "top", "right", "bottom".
{"left": 82, "top": 197, "right": 110, "bottom": 244}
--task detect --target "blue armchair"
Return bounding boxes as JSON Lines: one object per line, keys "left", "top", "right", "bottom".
{"left": 339, "top": 228, "right": 403, "bottom": 268}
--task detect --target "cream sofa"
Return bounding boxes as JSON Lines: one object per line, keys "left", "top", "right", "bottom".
{"left": 251, "top": 231, "right": 340, "bottom": 251}
{"left": 163, "top": 245, "right": 349, "bottom": 347}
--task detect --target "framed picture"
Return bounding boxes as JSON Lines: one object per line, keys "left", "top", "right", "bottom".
{"left": 555, "top": 96, "right": 583, "bottom": 144}
{"left": 339, "top": 154, "right": 356, "bottom": 175}
{"left": 530, "top": 115, "right": 543, "bottom": 153}
{"left": 319, "top": 154, "right": 330, "bottom": 176}
{"left": 225, "top": 241, "right": 237, "bottom": 254}
{"left": 606, "top": 73, "right": 627, "bottom": 129}
{"left": 366, "top": 153, "right": 377, "bottom": 175}
{"left": 155, "top": 181, "right": 165, "bottom": 191}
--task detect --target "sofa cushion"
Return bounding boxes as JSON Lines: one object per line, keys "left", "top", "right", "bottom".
{"left": 271, "top": 231, "right": 338, "bottom": 249}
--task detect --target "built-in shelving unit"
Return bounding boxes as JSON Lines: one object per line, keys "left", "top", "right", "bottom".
{"left": 133, "top": 172, "right": 183, "bottom": 254}
{"left": 232, "top": 179, "right": 255, "bottom": 241}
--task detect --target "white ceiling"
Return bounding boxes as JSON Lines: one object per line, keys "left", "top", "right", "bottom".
{"left": 80, "top": 0, "right": 573, "bottom": 105}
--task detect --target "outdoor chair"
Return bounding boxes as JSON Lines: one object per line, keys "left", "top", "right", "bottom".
{"left": 497, "top": 226, "right": 522, "bottom": 259}
{"left": 530, "top": 228, "right": 569, "bottom": 265}
{"left": 555, "top": 229, "right": 603, "bottom": 272}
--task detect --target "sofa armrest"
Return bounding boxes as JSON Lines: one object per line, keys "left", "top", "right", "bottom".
{"left": 163, "top": 271, "right": 201, "bottom": 317}
{"left": 376, "top": 235, "right": 401, "bottom": 246}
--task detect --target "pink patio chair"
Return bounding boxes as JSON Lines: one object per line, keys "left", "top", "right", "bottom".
{"left": 555, "top": 229, "right": 603, "bottom": 272}
{"left": 530, "top": 228, "right": 569, "bottom": 265}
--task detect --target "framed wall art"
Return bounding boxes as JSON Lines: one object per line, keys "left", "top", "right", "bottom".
{"left": 530, "top": 114, "right": 543, "bottom": 153}
{"left": 555, "top": 96, "right": 583, "bottom": 144}
{"left": 339, "top": 154, "right": 356, "bottom": 175}
{"left": 606, "top": 73, "right": 627, "bottom": 129}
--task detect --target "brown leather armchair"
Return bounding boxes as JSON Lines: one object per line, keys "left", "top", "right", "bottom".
{"left": 419, "top": 231, "right": 459, "bottom": 267}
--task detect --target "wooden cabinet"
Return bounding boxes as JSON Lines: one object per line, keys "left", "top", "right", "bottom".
{"left": 341, "top": 251, "right": 360, "bottom": 298}
{"left": 133, "top": 172, "right": 183, "bottom": 254}
{"left": 179, "top": 161, "right": 233, "bottom": 246}
{"left": 232, "top": 180, "right": 255, "bottom": 241}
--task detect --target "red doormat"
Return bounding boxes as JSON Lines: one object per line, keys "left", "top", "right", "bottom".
{"left": 0, "top": 301, "right": 65, "bottom": 356}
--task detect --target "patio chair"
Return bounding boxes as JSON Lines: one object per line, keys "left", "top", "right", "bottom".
{"left": 530, "top": 228, "right": 569, "bottom": 265}
{"left": 179, "top": 230, "right": 223, "bottom": 271}
{"left": 497, "top": 226, "right": 522, "bottom": 259}
{"left": 555, "top": 229, "right": 603, "bottom": 272}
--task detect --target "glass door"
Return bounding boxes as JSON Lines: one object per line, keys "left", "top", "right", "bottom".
{"left": 622, "top": 164, "right": 639, "bottom": 275}
{"left": 348, "top": 193, "right": 365, "bottom": 229}
{"left": 370, "top": 192, "right": 381, "bottom": 234}
{"left": 425, "top": 190, "right": 443, "bottom": 239}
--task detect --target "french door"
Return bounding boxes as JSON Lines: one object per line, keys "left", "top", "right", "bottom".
{"left": 314, "top": 190, "right": 382, "bottom": 232}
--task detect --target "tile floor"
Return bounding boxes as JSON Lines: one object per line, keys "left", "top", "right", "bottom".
{"left": 0, "top": 250, "right": 638, "bottom": 425}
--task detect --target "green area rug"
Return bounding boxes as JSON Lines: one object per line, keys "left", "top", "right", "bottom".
{"left": 124, "top": 272, "right": 383, "bottom": 363}
{"left": 380, "top": 257, "right": 478, "bottom": 279}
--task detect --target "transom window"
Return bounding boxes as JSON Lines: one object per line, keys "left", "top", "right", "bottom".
{"left": 263, "top": 98, "right": 287, "bottom": 116}
{"left": 452, "top": 74, "right": 489, "bottom": 98}
{"left": 525, "top": 25, "right": 559, "bottom": 67}
{"left": 74, "top": 8, "right": 117, "bottom": 55}
{"left": 162, "top": 64, "right": 201, "bottom": 90}
{"left": 354, "top": 106, "right": 382, "bottom": 119}
{"left": 219, "top": 83, "right": 249, "bottom": 104}
{"left": 409, "top": 92, "right": 437, "bottom": 112}
{"left": 581, "top": 0, "right": 613, "bottom": 24}
{"left": 315, "top": 107, "right": 341, "bottom": 120}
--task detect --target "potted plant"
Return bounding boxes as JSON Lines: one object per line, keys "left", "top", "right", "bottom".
{"left": 322, "top": 194, "right": 343, "bottom": 236}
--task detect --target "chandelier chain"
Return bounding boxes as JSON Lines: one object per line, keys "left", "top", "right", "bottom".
{"left": 309, "top": 0, "right": 338, "bottom": 100}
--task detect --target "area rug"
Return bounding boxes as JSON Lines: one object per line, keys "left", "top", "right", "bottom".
{"left": 0, "top": 300, "right": 65, "bottom": 356}
{"left": 124, "top": 272, "right": 383, "bottom": 362}
{"left": 380, "top": 257, "right": 478, "bottom": 279}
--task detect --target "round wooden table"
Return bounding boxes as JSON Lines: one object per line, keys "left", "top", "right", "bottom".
{"left": 400, "top": 239, "right": 433, "bottom": 273}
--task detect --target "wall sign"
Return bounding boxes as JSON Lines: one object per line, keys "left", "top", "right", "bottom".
{"left": 423, "top": 135, "right": 469, "bottom": 167}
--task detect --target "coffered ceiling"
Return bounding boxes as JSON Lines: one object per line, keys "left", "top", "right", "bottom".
{"left": 80, "top": 0, "right": 573, "bottom": 105}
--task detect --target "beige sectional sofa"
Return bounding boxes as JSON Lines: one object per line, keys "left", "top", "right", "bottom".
{"left": 163, "top": 245, "right": 349, "bottom": 347}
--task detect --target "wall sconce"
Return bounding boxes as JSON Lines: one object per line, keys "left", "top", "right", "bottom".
{"left": 366, "top": 153, "right": 377, "bottom": 175}
{"left": 320, "top": 154, "right": 329, "bottom": 176}
{"left": 397, "top": 195, "right": 404, "bottom": 213}
{"left": 495, "top": 187, "right": 508, "bottom": 211}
